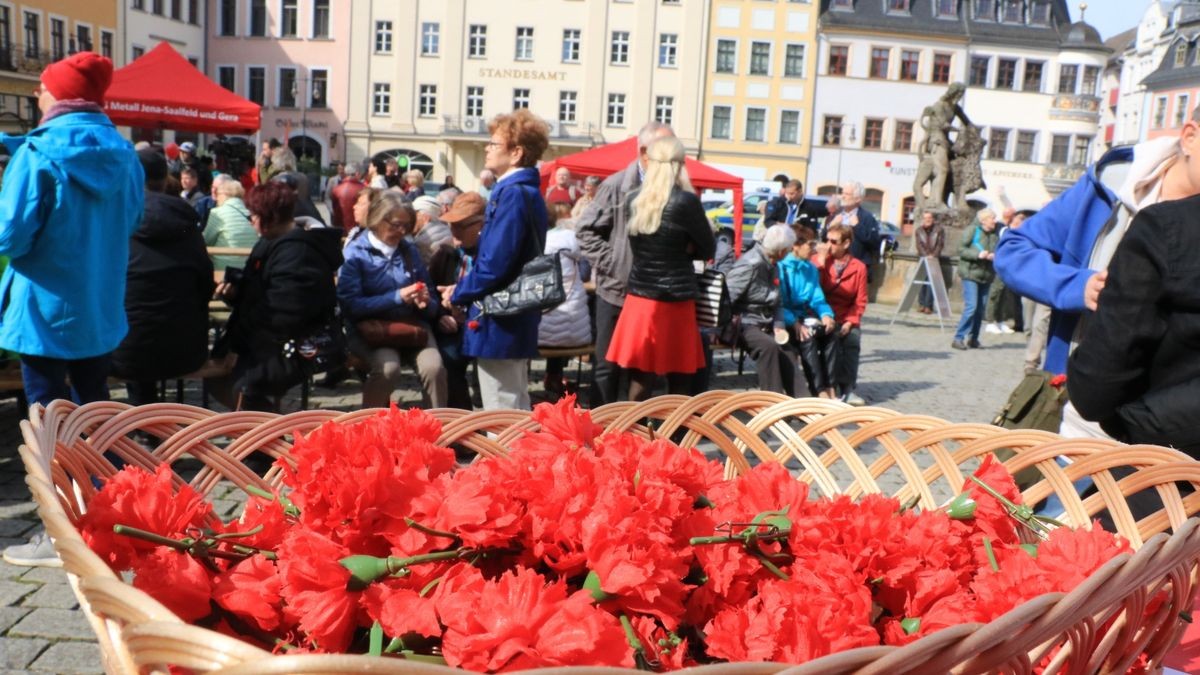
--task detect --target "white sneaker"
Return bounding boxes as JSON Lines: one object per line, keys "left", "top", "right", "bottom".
{"left": 999, "top": 323, "right": 1015, "bottom": 334}
{"left": 983, "top": 323, "right": 1002, "bottom": 334}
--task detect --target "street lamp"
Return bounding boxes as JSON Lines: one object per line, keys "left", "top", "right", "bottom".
{"left": 825, "top": 122, "right": 856, "bottom": 187}
{"left": 289, "top": 75, "right": 324, "bottom": 163}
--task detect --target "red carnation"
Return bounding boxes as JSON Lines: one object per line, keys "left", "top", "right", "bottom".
{"left": 468, "top": 320, "right": 480, "bottom": 331}
{"left": 80, "top": 464, "right": 216, "bottom": 572}
{"left": 435, "top": 460, "right": 524, "bottom": 548}
{"left": 528, "top": 395, "right": 603, "bottom": 449}
{"left": 276, "top": 528, "right": 359, "bottom": 652}
{"left": 131, "top": 546, "right": 215, "bottom": 622}
{"left": 232, "top": 495, "right": 290, "bottom": 551}
{"left": 212, "top": 555, "right": 284, "bottom": 634}
{"left": 362, "top": 579, "right": 441, "bottom": 640}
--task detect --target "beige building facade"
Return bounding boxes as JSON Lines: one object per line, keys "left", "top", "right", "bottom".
{"left": 0, "top": 0, "right": 118, "bottom": 132}
{"left": 697, "top": 0, "right": 820, "bottom": 185}
{"left": 344, "top": 0, "right": 710, "bottom": 186}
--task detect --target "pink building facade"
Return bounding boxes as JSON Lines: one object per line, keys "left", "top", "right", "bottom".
{"left": 207, "top": 0, "right": 350, "bottom": 168}
{"left": 1143, "top": 30, "right": 1200, "bottom": 142}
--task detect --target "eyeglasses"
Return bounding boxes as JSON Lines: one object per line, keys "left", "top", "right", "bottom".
{"left": 485, "top": 140, "right": 508, "bottom": 149}
{"left": 384, "top": 218, "right": 411, "bottom": 229}
{"left": 827, "top": 238, "right": 846, "bottom": 245}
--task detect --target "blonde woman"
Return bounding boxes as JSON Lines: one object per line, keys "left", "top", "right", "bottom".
{"left": 605, "top": 136, "right": 716, "bottom": 401}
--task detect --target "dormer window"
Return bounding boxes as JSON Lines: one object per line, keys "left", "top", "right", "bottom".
{"left": 975, "top": 0, "right": 995, "bottom": 21}
{"left": 887, "top": 0, "right": 910, "bottom": 12}
{"left": 936, "top": 0, "right": 958, "bottom": 18}
{"left": 831, "top": 0, "right": 853, "bottom": 9}
{"left": 1001, "top": 0, "right": 1023, "bottom": 23}
{"left": 1029, "top": 0, "right": 1050, "bottom": 25}
{"left": 1177, "top": 42, "right": 1188, "bottom": 67}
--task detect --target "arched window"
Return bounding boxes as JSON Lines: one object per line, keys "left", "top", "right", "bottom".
{"left": 373, "top": 149, "right": 434, "bottom": 177}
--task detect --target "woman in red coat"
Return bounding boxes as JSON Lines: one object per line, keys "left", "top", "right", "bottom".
{"left": 816, "top": 223, "right": 868, "bottom": 405}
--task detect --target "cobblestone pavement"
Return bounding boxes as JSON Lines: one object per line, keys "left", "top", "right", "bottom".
{"left": 0, "top": 309, "right": 1028, "bottom": 672}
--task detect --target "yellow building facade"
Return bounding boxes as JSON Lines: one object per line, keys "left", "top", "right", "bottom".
{"left": 697, "top": 0, "right": 820, "bottom": 187}
{"left": 0, "top": 0, "right": 118, "bottom": 132}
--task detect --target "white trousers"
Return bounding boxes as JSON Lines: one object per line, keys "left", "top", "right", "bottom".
{"left": 476, "top": 358, "right": 530, "bottom": 411}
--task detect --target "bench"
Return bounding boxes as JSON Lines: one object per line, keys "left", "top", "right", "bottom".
{"left": 538, "top": 344, "right": 594, "bottom": 393}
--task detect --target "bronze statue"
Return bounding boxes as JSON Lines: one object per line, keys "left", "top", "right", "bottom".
{"left": 913, "top": 83, "right": 985, "bottom": 225}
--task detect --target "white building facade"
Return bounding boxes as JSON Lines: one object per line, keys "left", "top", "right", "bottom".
{"left": 343, "top": 0, "right": 710, "bottom": 185}
{"left": 808, "top": 0, "right": 1108, "bottom": 227}
{"left": 121, "top": 0, "right": 207, "bottom": 144}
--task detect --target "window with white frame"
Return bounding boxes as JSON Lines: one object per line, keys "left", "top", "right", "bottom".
{"left": 373, "top": 83, "right": 391, "bottom": 115}
{"left": 466, "top": 86, "right": 484, "bottom": 118}
{"left": 217, "top": 65, "right": 236, "bottom": 92}
{"left": 1154, "top": 96, "right": 1167, "bottom": 128}
{"left": 469, "top": 25, "right": 487, "bottom": 58}
{"left": 607, "top": 93, "right": 626, "bottom": 126}
{"left": 1057, "top": 64, "right": 1078, "bottom": 94}
{"left": 659, "top": 34, "right": 677, "bottom": 67}
{"left": 562, "top": 29, "right": 580, "bottom": 63}
{"left": 419, "top": 85, "right": 437, "bottom": 117}
{"left": 893, "top": 120, "right": 913, "bottom": 152}
{"left": 50, "top": 18, "right": 63, "bottom": 61}
{"left": 422, "top": 23, "right": 440, "bottom": 56}
{"left": 219, "top": 0, "right": 236, "bottom": 36}
{"left": 935, "top": 0, "right": 957, "bottom": 17}
{"left": 750, "top": 42, "right": 771, "bottom": 75}
{"left": 310, "top": 69, "right": 327, "bottom": 107}
{"left": 513, "top": 88, "right": 530, "bottom": 109}
{"left": 1073, "top": 136, "right": 1093, "bottom": 164}
{"left": 863, "top": 118, "right": 884, "bottom": 149}
{"left": 278, "top": 67, "right": 297, "bottom": 107}
{"left": 75, "top": 24, "right": 92, "bottom": 52}
{"left": 23, "top": 11, "right": 38, "bottom": 57}
{"left": 101, "top": 30, "right": 113, "bottom": 58}
{"left": 280, "top": 0, "right": 297, "bottom": 37}
{"left": 249, "top": 0, "right": 266, "bottom": 36}
{"left": 784, "top": 44, "right": 805, "bottom": 77}
{"left": 515, "top": 27, "right": 533, "bottom": 61}
{"left": 716, "top": 39, "right": 736, "bottom": 73}
{"left": 655, "top": 96, "right": 673, "bottom": 125}
{"left": 712, "top": 106, "right": 732, "bottom": 139}
{"left": 247, "top": 66, "right": 265, "bottom": 105}
{"left": 559, "top": 91, "right": 577, "bottom": 123}
{"left": 887, "top": 0, "right": 910, "bottom": 12}
{"left": 745, "top": 108, "right": 766, "bottom": 141}
{"left": 1176, "top": 94, "right": 1190, "bottom": 127}
{"left": 780, "top": 110, "right": 800, "bottom": 144}
{"left": 1081, "top": 66, "right": 1100, "bottom": 96}
{"left": 375, "top": 21, "right": 392, "bottom": 53}
{"left": 611, "top": 31, "right": 629, "bottom": 64}
{"left": 987, "top": 128, "right": 1009, "bottom": 160}
{"left": 312, "top": 0, "right": 329, "bottom": 38}
{"left": 1050, "top": 134, "right": 1070, "bottom": 163}
{"left": 1014, "top": 130, "right": 1036, "bottom": 162}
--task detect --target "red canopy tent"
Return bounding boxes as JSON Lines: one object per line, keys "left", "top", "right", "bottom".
{"left": 104, "top": 42, "right": 261, "bottom": 135}
{"left": 539, "top": 137, "right": 746, "bottom": 252}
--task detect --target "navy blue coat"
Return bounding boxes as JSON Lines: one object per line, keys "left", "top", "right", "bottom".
{"left": 337, "top": 233, "right": 440, "bottom": 323}
{"left": 450, "top": 167, "right": 547, "bottom": 359}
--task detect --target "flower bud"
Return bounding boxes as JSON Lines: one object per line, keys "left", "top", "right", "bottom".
{"left": 340, "top": 554, "right": 391, "bottom": 590}
{"left": 584, "top": 569, "right": 615, "bottom": 602}
{"left": 900, "top": 617, "right": 921, "bottom": 635}
{"left": 944, "top": 492, "right": 977, "bottom": 520}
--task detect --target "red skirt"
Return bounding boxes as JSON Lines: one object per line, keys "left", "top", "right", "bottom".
{"left": 606, "top": 295, "right": 707, "bottom": 375}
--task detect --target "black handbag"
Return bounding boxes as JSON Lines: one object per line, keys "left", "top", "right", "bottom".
{"left": 480, "top": 186, "right": 567, "bottom": 317}
{"left": 283, "top": 308, "right": 347, "bottom": 374}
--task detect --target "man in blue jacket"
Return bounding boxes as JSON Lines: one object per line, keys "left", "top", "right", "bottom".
{"left": 0, "top": 52, "right": 143, "bottom": 566}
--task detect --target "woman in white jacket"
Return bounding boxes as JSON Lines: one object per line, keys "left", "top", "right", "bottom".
{"left": 539, "top": 203, "right": 592, "bottom": 397}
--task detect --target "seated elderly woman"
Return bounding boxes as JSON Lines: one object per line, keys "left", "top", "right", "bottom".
{"left": 204, "top": 173, "right": 258, "bottom": 273}
{"left": 726, "top": 224, "right": 801, "bottom": 396}
{"left": 338, "top": 190, "right": 447, "bottom": 408}
{"left": 210, "top": 182, "right": 343, "bottom": 412}
{"left": 778, "top": 227, "right": 838, "bottom": 398}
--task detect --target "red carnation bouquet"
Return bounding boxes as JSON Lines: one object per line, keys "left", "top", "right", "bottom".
{"left": 78, "top": 398, "right": 1140, "bottom": 672}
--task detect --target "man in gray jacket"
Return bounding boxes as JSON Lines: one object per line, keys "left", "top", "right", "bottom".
{"left": 576, "top": 121, "right": 673, "bottom": 405}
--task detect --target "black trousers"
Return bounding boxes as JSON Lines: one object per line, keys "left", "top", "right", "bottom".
{"left": 835, "top": 325, "right": 861, "bottom": 395}
{"left": 741, "top": 323, "right": 800, "bottom": 397}
{"left": 794, "top": 327, "right": 838, "bottom": 393}
{"left": 592, "top": 297, "right": 624, "bottom": 406}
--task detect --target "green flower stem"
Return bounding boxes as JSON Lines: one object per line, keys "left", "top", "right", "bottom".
{"left": 404, "top": 518, "right": 459, "bottom": 540}
{"left": 419, "top": 576, "right": 442, "bottom": 598}
{"left": 228, "top": 544, "right": 278, "bottom": 561}
{"left": 368, "top": 621, "right": 384, "bottom": 657}
{"left": 242, "top": 484, "right": 276, "bottom": 500}
{"left": 749, "top": 547, "right": 791, "bottom": 581}
{"left": 983, "top": 537, "right": 999, "bottom": 572}
{"left": 968, "top": 475, "right": 1053, "bottom": 537}
{"left": 619, "top": 613, "right": 645, "bottom": 656}
{"left": 112, "top": 525, "right": 191, "bottom": 551}
{"left": 241, "top": 484, "right": 299, "bottom": 517}
{"left": 384, "top": 637, "right": 405, "bottom": 654}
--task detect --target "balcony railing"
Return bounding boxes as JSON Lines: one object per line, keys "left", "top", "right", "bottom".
{"left": 1042, "top": 162, "right": 1086, "bottom": 196}
{"left": 0, "top": 43, "right": 98, "bottom": 76}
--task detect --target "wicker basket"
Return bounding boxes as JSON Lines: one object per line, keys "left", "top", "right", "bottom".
{"left": 18, "top": 392, "right": 1200, "bottom": 674}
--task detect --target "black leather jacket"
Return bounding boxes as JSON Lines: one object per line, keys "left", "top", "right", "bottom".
{"left": 625, "top": 188, "right": 716, "bottom": 302}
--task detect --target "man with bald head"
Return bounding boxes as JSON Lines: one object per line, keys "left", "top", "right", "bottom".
{"left": 577, "top": 120, "right": 674, "bottom": 405}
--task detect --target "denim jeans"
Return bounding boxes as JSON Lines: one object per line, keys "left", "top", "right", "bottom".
{"left": 20, "top": 353, "right": 112, "bottom": 407}
{"left": 954, "top": 279, "right": 991, "bottom": 342}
